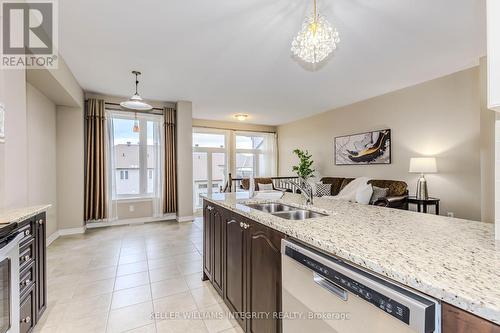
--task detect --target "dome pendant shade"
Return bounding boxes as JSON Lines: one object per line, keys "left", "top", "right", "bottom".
{"left": 120, "top": 71, "right": 153, "bottom": 111}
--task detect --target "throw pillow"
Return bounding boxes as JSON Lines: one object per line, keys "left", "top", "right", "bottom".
{"left": 356, "top": 184, "right": 373, "bottom": 205}
{"left": 370, "top": 186, "right": 389, "bottom": 204}
{"left": 257, "top": 183, "right": 273, "bottom": 191}
{"left": 315, "top": 183, "right": 332, "bottom": 197}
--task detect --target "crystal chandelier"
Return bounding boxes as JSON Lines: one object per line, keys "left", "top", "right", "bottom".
{"left": 291, "top": 0, "right": 340, "bottom": 64}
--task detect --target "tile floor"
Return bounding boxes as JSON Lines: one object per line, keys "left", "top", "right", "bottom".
{"left": 35, "top": 219, "right": 244, "bottom": 333}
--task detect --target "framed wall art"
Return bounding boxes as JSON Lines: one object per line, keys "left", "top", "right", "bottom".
{"left": 334, "top": 129, "right": 391, "bottom": 165}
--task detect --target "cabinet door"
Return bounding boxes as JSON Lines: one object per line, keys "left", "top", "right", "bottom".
{"left": 34, "top": 213, "right": 47, "bottom": 320}
{"left": 212, "top": 207, "right": 224, "bottom": 294}
{"left": 224, "top": 212, "right": 246, "bottom": 326}
{"left": 202, "top": 202, "right": 213, "bottom": 281}
{"left": 442, "top": 303, "right": 500, "bottom": 333}
{"left": 246, "top": 220, "right": 284, "bottom": 333}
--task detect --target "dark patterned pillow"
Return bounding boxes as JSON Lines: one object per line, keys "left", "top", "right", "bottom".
{"left": 370, "top": 186, "right": 389, "bottom": 204}
{"left": 315, "top": 183, "right": 332, "bottom": 197}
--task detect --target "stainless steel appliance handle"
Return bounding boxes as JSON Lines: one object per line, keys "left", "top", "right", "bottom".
{"left": 313, "top": 272, "right": 348, "bottom": 301}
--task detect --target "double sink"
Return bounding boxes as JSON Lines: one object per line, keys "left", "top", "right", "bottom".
{"left": 245, "top": 202, "right": 328, "bottom": 220}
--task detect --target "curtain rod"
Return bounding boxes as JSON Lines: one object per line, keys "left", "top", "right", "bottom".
{"left": 84, "top": 99, "right": 169, "bottom": 112}
{"left": 193, "top": 125, "right": 277, "bottom": 134}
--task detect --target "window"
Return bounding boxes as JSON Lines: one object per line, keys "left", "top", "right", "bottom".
{"left": 235, "top": 132, "right": 277, "bottom": 178}
{"left": 120, "top": 170, "right": 129, "bottom": 180}
{"left": 109, "top": 111, "right": 162, "bottom": 199}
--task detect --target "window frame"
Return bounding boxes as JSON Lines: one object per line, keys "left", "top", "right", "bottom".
{"left": 109, "top": 111, "right": 162, "bottom": 200}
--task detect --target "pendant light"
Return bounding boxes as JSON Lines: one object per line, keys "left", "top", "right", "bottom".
{"left": 120, "top": 71, "right": 153, "bottom": 111}
{"left": 132, "top": 112, "right": 140, "bottom": 133}
{"left": 291, "top": 0, "right": 340, "bottom": 64}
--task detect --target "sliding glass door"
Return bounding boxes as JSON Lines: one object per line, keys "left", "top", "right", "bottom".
{"left": 192, "top": 129, "right": 228, "bottom": 209}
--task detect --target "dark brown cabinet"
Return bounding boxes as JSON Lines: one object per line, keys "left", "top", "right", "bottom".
{"left": 15, "top": 212, "right": 47, "bottom": 332}
{"left": 245, "top": 219, "right": 283, "bottom": 333}
{"left": 202, "top": 202, "right": 224, "bottom": 295}
{"left": 203, "top": 200, "right": 284, "bottom": 333}
{"left": 223, "top": 213, "right": 246, "bottom": 327}
{"left": 442, "top": 303, "right": 500, "bottom": 333}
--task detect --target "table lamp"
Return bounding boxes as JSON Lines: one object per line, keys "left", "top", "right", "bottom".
{"left": 409, "top": 157, "right": 437, "bottom": 200}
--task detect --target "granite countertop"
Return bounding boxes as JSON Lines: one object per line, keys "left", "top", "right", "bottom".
{"left": 202, "top": 192, "right": 500, "bottom": 324}
{"left": 0, "top": 205, "right": 51, "bottom": 225}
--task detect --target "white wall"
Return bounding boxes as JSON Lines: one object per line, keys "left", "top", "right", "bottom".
{"left": 278, "top": 67, "right": 487, "bottom": 221}
{"left": 26, "top": 83, "right": 58, "bottom": 237}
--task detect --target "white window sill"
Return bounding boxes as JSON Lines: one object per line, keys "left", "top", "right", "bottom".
{"left": 114, "top": 197, "right": 154, "bottom": 203}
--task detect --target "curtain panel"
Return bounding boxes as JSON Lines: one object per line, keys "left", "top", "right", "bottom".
{"left": 84, "top": 99, "right": 107, "bottom": 221}
{"left": 164, "top": 107, "right": 177, "bottom": 213}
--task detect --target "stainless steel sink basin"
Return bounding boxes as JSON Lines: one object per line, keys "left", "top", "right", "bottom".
{"left": 245, "top": 203, "right": 296, "bottom": 213}
{"left": 271, "top": 210, "right": 328, "bottom": 220}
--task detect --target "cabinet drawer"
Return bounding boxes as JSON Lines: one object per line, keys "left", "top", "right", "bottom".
{"left": 19, "top": 239, "right": 35, "bottom": 271}
{"left": 20, "top": 263, "right": 35, "bottom": 297}
{"left": 20, "top": 287, "right": 36, "bottom": 333}
{"left": 18, "top": 221, "right": 35, "bottom": 245}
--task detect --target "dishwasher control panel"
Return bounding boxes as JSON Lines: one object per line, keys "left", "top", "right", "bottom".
{"left": 285, "top": 246, "right": 411, "bottom": 325}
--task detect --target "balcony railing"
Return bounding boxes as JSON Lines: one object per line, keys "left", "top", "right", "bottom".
{"left": 222, "top": 173, "right": 299, "bottom": 193}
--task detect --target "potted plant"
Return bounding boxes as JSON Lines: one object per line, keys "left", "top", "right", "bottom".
{"left": 292, "top": 149, "right": 315, "bottom": 180}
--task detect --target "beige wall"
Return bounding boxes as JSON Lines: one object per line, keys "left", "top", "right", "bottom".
{"left": 278, "top": 67, "right": 487, "bottom": 221}
{"left": 26, "top": 84, "right": 58, "bottom": 237}
{"left": 56, "top": 106, "right": 84, "bottom": 230}
{"left": 0, "top": 69, "right": 28, "bottom": 209}
{"left": 116, "top": 200, "right": 153, "bottom": 220}
{"left": 177, "top": 101, "right": 193, "bottom": 220}
{"left": 479, "top": 58, "right": 496, "bottom": 223}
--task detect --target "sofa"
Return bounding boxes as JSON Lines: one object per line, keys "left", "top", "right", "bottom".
{"left": 320, "top": 177, "right": 409, "bottom": 210}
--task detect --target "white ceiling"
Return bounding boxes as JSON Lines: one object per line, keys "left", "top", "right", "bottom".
{"left": 59, "top": 0, "right": 486, "bottom": 125}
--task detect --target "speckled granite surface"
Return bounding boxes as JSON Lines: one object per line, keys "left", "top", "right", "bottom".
{"left": 0, "top": 205, "right": 51, "bottom": 225}
{"left": 203, "top": 192, "right": 500, "bottom": 324}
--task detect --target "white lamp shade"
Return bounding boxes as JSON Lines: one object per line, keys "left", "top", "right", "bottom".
{"left": 409, "top": 157, "right": 437, "bottom": 173}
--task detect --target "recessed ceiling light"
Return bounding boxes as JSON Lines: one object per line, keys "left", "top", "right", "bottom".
{"left": 234, "top": 113, "right": 248, "bottom": 121}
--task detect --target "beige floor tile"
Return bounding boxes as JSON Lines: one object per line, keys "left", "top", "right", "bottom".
{"left": 107, "top": 301, "right": 155, "bottom": 333}
{"left": 176, "top": 260, "right": 203, "bottom": 275}
{"left": 184, "top": 273, "right": 209, "bottom": 290}
{"left": 72, "top": 278, "right": 115, "bottom": 299}
{"left": 79, "top": 265, "right": 117, "bottom": 283}
{"left": 199, "top": 303, "right": 233, "bottom": 333}
{"left": 151, "top": 277, "right": 189, "bottom": 299}
{"left": 112, "top": 284, "right": 152, "bottom": 309}
{"left": 156, "top": 318, "right": 208, "bottom": 333}
{"left": 149, "top": 266, "right": 182, "bottom": 283}
{"left": 124, "top": 323, "right": 157, "bottom": 333}
{"left": 190, "top": 285, "right": 223, "bottom": 309}
{"left": 120, "top": 252, "right": 149, "bottom": 265}
{"left": 148, "top": 257, "right": 178, "bottom": 270}
{"left": 115, "top": 271, "right": 150, "bottom": 290}
{"left": 56, "top": 311, "right": 108, "bottom": 333}
{"left": 62, "top": 293, "right": 112, "bottom": 321}
{"left": 153, "top": 291, "right": 198, "bottom": 314}
{"left": 117, "top": 261, "right": 149, "bottom": 276}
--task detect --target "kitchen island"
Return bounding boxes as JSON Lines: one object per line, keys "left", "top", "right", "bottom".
{"left": 202, "top": 191, "right": 499, "bottom": 332}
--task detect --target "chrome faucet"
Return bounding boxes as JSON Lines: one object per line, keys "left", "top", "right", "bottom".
{"left": 287, "top": 178, "right": 314, "bottom": 205}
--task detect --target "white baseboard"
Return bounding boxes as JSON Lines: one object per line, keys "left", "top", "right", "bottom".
{"left": 58, "top": 226, "right": 87, "bottom": 236}
{"left": 176, "top": 215, "right": 195, "bottom": 223}
{"left": 86, "top": 214, "right": 177, "bottom": 229}
{"left": 46, "top": 231, "right": 60, "bottom": 246}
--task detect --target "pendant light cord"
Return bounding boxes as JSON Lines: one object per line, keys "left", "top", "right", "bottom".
{"left": 135, "top": 72, "right": 139, "bottom": 95}
{"left": 313, "top": 0, "right": 317, "bottom": 21}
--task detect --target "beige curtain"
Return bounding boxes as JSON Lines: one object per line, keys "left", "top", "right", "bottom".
{"left": 164, "top": 108, "right": 177, "bottom": 213}
{"left": 85, "top": 99, "right": 107, "bottom": 221}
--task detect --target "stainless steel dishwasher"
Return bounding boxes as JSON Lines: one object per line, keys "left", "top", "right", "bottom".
{"left": 282, "top": 239, "right": 441, "bottom": 333}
